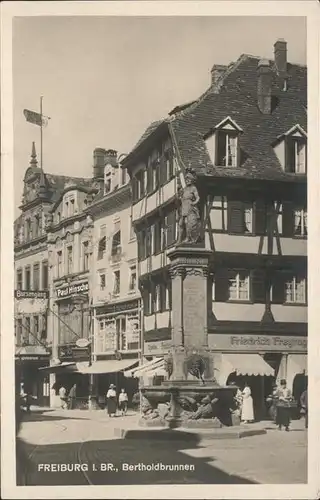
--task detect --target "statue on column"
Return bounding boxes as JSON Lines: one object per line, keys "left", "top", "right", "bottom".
{"left": 177, "top": 167, "right": 201, "bottom": 245}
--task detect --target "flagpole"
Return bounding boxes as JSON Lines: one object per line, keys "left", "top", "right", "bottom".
{"left": 40, "top": 96, "right": 43, "bottom": 170}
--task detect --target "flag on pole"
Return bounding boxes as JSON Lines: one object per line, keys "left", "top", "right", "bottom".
{"left": 23, "top": 109, "right": 49, "bottom": 127}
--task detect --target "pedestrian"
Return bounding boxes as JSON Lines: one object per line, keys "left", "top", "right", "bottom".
{"left": 68, "top": 384, "right": 77, "bottom": 410}
{"left": 118, "top": 388, "right": 129, "bottom": 416}
{"left": 267, "top": 382, "right": 278, "bottom": 422}
{"left": 274, "top": 379, "right": 292, "bottom": 431}
{"left": 300, "top": 388, "right": 308, "bottom": 429}
{"left": 241, "top": 382, "right": 254, "bottom": 424}
{"left": 106, "top": 384, "right": 117, "bottom": 417}
{"left": 59, "top": 385, "right": 68, "bottom": 409}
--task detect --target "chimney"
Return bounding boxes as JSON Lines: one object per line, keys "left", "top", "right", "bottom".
{"left": 211, "top": 64, "right": 227, "bottom": 86}
{"left": 274, "top": 38, "right": 287, "bottom": 76}
{"left": 257, "top": 59, "right": 273, "bottom": 115}
{"left": 105, "top": 149, "right": 118, "bottom": 167}
{"left": 93, "top": 148, "right": 106, "bottom": 179}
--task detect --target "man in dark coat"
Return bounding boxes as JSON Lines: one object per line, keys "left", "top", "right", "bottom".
{"left": 68, "top": 384, "right": 77, "bottom": 410}
{"left": 300, "top": 389, "right": 308, "bottom": 429}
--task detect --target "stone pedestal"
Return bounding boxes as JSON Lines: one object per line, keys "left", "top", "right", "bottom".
{"left": 167, "top": 245, "right": 214, "bottom": 382}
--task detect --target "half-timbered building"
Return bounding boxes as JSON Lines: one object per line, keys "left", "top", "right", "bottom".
{"left": 122, "top": 39, "right": 307, "bottom": 417}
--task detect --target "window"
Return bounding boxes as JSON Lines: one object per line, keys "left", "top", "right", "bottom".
{"left": 33, "top": 263, "right": 40, "bottom": 290}
{"left": 42, "top": 261, "right": 48, "bottom": 289}
{"left": 70, "top": 198, "right": 75, "bottom": 216}
{"left": 65, "top": 201, "right": 69, "bottom": 218}
{"left": 98, "top": 225, "right": 107, "bottom": 260}
{"left": 121, "top": 167, "right": 127, "bottom": 186}
{"left": 34, "top": 214, "right": 41, "bottom": 237}
{"left": 134, "top": 169, "right": 145, "bottom": 200}
{"left": 129, "top": 216, "right": 135, "bottom": 240}
{"left": 285, "top": 274, "right": 306, "bottom": 304}
{"left": 129, "top": 266, "right": 137, "bottom": 292}
{"left": 217, "top": 131, "right": 238, "bottom": 167}
{"left": 153, "top": 220, "right": 162, "bottom": 254}
{"left": 227, "top": 201, "right": 254, "bottom": 234}
{"left": 25, "top": 219, "right": 32, "bottom": 240}
{"left": 165, "top": 150, "right": 174, "bottom": 181}
{"left": 25, "top": 317, "right": 31, "bottom": 344}
{"left": 66, "top": 246, "right": 73, "bottom": 274}
{"left": 294, "top": 208, "right": 307, "bottom": 237}
{"left": 56, "top": 211, "right": 61, "bottom": 224}
{"left": 113, "top": 270, "right": 120, "bottom": 296}
{"left": 16, "top": 318, "right": 23, "bottom": 345}
{"left": 111, "top": 230, "right": 121, "bottom": 257}
{"left": 34, "top": 315, "right": 39, "bottom": 336}
{"left": 40, "top": 314, "right": 47, "bottom": 340}
{"left": 16, "top": 269, "right": 23, "bottom": 290}
{"left": 164, "top": 210, "right": 176, "bottom": 247}
{"left": 228, "top": 270, "right": 250, "bottom": 301}
{"left": 143, "top": 286, "right": 151, "bottom": 315}
{"left": 82, "top": 241, "right": 89, "bottom": 271}
{"left": 99, "top": 272, "right": 106, "bottom": 291}
{"left": 25, "top": 267, "right": 31, "bottom": 290}
{"left": 57, "top": 251, "right": 63, "bottom": 278}
{"left": 286, "top": 137, "right": 307, "bottom": 174}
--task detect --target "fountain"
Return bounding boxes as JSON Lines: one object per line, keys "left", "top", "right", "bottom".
{"left": 139, "top": 169, "right": 238, "bottom": 430}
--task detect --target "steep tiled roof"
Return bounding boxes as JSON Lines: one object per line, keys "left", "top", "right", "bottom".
{"left": 170, "top": 55, "right": 307, "bottom": 182}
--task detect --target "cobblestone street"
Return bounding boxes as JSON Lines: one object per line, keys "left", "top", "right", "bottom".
{"left": 17, "top": 408, "right": 307, "bottom": 485}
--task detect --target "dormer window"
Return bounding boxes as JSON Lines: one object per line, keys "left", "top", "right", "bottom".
{"left": 104, "top": 164, "right": 112, "bottom": 195}
{"left": 274, "top": 124, "right": 307, "bottom": 174}
{"left": 205, "top": 116, "right": 243, "bottom": 169}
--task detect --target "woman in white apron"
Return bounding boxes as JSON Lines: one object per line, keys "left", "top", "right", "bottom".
{"left": 241, "top": 383, "right": 254, "bottom": 423}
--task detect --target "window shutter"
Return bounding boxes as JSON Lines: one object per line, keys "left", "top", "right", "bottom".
{"left": 254, "top": 200, "right": 267, "bottom": 235}
{"left": 251, "top": 269, "right": 266, "bottom": 304}
{"left": 282, "top": 202, "right": 294, "bottom": 237}
{"left": 271, "top": 271, "right": 285, "bottom": 304}
{"left": 214, "top": 269, "right": 230, "bottom": 302}
{"left": 227, "top": 201, "right": 244, "bottom": 233}
{"left": 285, "top": 137, "right": 295, "bottom": 173}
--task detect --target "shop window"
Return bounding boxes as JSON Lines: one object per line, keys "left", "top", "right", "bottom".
{"left": 126, "top": 315, "right": 140, "bottom": 350}
{"left": 40, "top": 314, "right": 47, "bottom": 340}
{"left": 228, "top": 270, "right": 250, "bottom": 301}
{"left": 66, "top": 245, "right": 73, "bottom": 275}
{"left": 33, "top": 263, "right": 40, "bottom": 290}
{"left": 42, "top": 261, "right": 48, "bottom": 289}
{"left": 25, "top": 266, "right": 31, "bottom": 290}
{"left": 34, "top": 315, "right": 39, "bottom": 338}
{"left": 129, "top": 266, "right": 137, "bottom": 292}
{"left": 113, "top": 270, "right": 120, "bottom": 296}
{"left": 57, "top": 251, "right": 63, "bottom": 278}
{"left": 25, "top": 317, "right": 31, "bottom": 344}
{"left": 117, "top": 317, "right": 127, "bottom": 350}
{"left": 16, "top": 268, "right": 23, "bottom": 290}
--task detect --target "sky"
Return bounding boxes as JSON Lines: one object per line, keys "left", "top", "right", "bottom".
{"left": 13, "top": 16, "right": 306, "bottom": 217}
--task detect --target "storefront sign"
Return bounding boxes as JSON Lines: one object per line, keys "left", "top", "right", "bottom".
{"left": 208, "top": 334, "right": 307, "bottom": 352}
{"left": 15, "top": 290, "right": 49, "bottom": 300}
{"left": 58, "top": 343, "right": 90, "bottom": 361}
{"left": 56, "top": 281, "right": 89, "bottom": 300}
{"left": 144, "top": 339, "right": 172, "bottom": 355}
{"left": 15, "top": 356, "right": 49, "bottom": 361}
{"left": 96, "top": 299, "right": 139, "bottom": 316}
{"left": 72, "top": 347, "right": 90, "bottom": 361}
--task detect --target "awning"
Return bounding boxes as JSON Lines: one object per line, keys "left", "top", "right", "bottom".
{"left": 143, "top": 359, "right": 167, "bottom": 378}
{"left": 286, "top": 354, "right": 308, "bottom": 391}
{"left": 76, "top": 358, "right": 139, "bottom": 375}
{"left": 124, "top": 357, "right": 163, "bottom": 378}
{"left": 218, "top": 353, "right": 274, "bottom": 385}
{"left": 38, "top": 362, "right": 77, "bottom": 373}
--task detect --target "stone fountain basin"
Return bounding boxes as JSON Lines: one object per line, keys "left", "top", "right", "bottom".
{"left": 141, "top": 383, "right": 237, "bottom": 405}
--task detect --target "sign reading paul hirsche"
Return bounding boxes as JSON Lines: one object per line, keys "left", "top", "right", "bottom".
{"left": 56, "top": 282, "right": 89, "bottom": 300}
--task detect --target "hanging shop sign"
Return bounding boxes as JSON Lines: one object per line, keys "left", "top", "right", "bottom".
{"left": 56, "top": 281, "right": 89, "bottom": 300}
{"left": 208, "top": 334, "right": 307, "bottom": 352}
{"left": 15, "top": 290, "right": 49, "bottom": 300}
{"left": 58, "top": 343, "right": 91, "bottom": 362}
{"left": 144, "top": 340, "right": 172, "bottom": 355}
